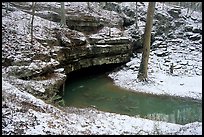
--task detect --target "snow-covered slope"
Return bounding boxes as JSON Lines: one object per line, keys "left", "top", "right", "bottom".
{"left": 109, "top": 2, "right": 202, "bottom": 100}
{"left": 2, "top": 79, "right": 202, "bottom": 135}
{"left": 2, "top": 2, "right": 202, "bottom": 135}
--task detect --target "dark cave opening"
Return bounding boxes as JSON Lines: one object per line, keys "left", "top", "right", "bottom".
{"left": 66, "top": 63, "right": 125, "bottom": 81}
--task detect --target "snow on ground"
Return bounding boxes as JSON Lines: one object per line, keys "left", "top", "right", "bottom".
{"left": 109, "top": 66, "right": 202, "bottom": 100}
{"left": 2, "top": 79, "right": 202, "bottom": 135}
{"left": 107, "top": 2, "right": 202, "bottom": 134}
{"left": 2, "top": 2, "right": 202, "bottom": 135}
{"left": 108, "top": 2, "right": 202, "bottom": 101}
{"left": 109, "top": 3, "right": 202, "bottom": 100}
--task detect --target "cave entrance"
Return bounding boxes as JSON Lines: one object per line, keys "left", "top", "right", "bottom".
{"left": 61, "top": 63, "right": 202, "bottom": 125}
{"left": 65, "top": 63, "right": 124, "bottom": 82}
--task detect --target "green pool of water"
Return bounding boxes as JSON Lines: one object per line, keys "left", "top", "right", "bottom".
{"left": 63, "top": 73, "right": 202, "bottom": 125}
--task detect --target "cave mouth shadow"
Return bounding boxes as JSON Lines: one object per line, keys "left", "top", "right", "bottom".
{"left": 58, "top": 63, "right": 125, "bottom": 97}
{"left": 66, "top": 63, "right": 125, "bottom": 81}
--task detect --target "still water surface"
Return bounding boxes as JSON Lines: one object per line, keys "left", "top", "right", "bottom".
{"left": 63, "top": 73, "right": 202, "bottom": 125}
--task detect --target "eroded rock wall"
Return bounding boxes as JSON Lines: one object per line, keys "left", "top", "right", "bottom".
{"left": 2, "top": 2, "right": 133, "bottom": 104}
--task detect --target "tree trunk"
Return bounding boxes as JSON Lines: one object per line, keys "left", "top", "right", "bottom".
{"left": 60, "top": 2, "right": 66, "bottom": 27}
{"left": 186, "top": 2, "right": 190, "bottom": 16}
{"left": 87, "top": 2, "right": 90, "bottom": 11}
{"left": 109, "top": 10, "right": 112, "bottom": 36}
{"left": 6, "top": 2, "right": 9, "bottom": 13}
{"left": 135, "top": 2, "right": 138, "bottom": 29}
{"left": 137, "top": 2, "right": 155, "bottom": 81}
{"left": 188, "top": 2, "right": 199, "bottom": 17}
{"left": 199, "top": 2, "right": 202, "bottom": 12}
{"left": 31, "top": 2, "right": 36, "bottom": 44}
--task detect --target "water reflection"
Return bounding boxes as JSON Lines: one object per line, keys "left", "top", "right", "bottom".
{"left": 63, "top": 74, "right": 202, "bottom": 125}
{"left": 145, "top": 107, "right": 202, "bottom": 124}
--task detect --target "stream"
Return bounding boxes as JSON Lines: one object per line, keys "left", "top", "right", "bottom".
{"left": 62, "top": 67, "right": 202, "bottom": 125}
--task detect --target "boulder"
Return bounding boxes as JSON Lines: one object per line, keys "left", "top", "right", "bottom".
{"left": 188, "top": 34, "right": 201, "bottom": 41}
{"left": 167, "top": 7, "right": 181, "bottom": 18}
{"left": 5, "top": 59, "right": 60, "bottom": 79}
{"left": 192, "top": 27, "right": 202, "bottom": 34}
{"left": 155, "top": 50, "right": 170, "bottom": 57}
{"left": 55, "top": 28, "right": 87, "bottom": 47}
{"left": 123, "top": 16, "right": 135, "bottom": 27}
{"left": 122, "top": 6, "right": 135, "bottom": 18}
{"left": 66, "top": 14, "right": 104, "bottom": 34}
{"left": 3, "top": 72, "right": 67, "bottom": 101}
{"left": 184, "top": 25, "right": 193, "bottom": 32}
{"left": 102, "top": 2, "right": 122, "bottom": 13}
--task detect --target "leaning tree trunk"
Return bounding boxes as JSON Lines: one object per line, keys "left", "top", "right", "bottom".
{"left": 137, "top": 2, "right": 155, "bottom": 81}
{"left": 31, "top": 2, "right": 36, "bottom": 45}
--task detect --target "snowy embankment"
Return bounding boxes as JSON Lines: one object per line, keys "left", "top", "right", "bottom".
{"left": 2, "top": 79, "right": 202, "bottom": 135}
{"left": 109, "top": 61, "right": 202, "bottom": 100}
{"left": 109, "top": 3, "right": 202, "bottom": 101}
{"left": 2, "top": 2, "right": 202, "bottom": 135}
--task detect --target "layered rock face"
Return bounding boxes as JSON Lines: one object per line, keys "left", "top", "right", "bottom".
{"left": 2, "top": 2, "right": 133, "bottom": 103}
{"left": 3, "top": 2, "right": 202, "bottom": 103}
{"left": 7, "top": 2, "right": 132, "bottom": 75}
{"left": 52, "top": 27, "right": 132, "bottom": 74}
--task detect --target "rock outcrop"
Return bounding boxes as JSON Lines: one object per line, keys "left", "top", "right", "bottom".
{"left": 2, "top": 2, "right": 133, "bottom": 104}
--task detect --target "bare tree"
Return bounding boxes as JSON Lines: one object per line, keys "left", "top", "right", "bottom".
{"left": 188, "top": 2, "right": 201, "bottom": 17}
{"left": 109, "top": 10, "right": 112, "bottom": 36}
{"left": 87, "top": 2, "right": 91, "bottom": 11}
{"left": 135, "top": 2, "right": 138, "bottom": 29}
{"left": 137, "top": 2, "right": 156, "bottom": 81}
{"left": 5, "top": 2, "right": 9, "bottom": 13}
{"left": 186, "top": 2, "right": 190, "bottom": 16}
{"left": 31, "top": 2, "right": 36, "bottom": 44}
{"left": 60, "top": 2, "right": 66, "bottom": 27}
